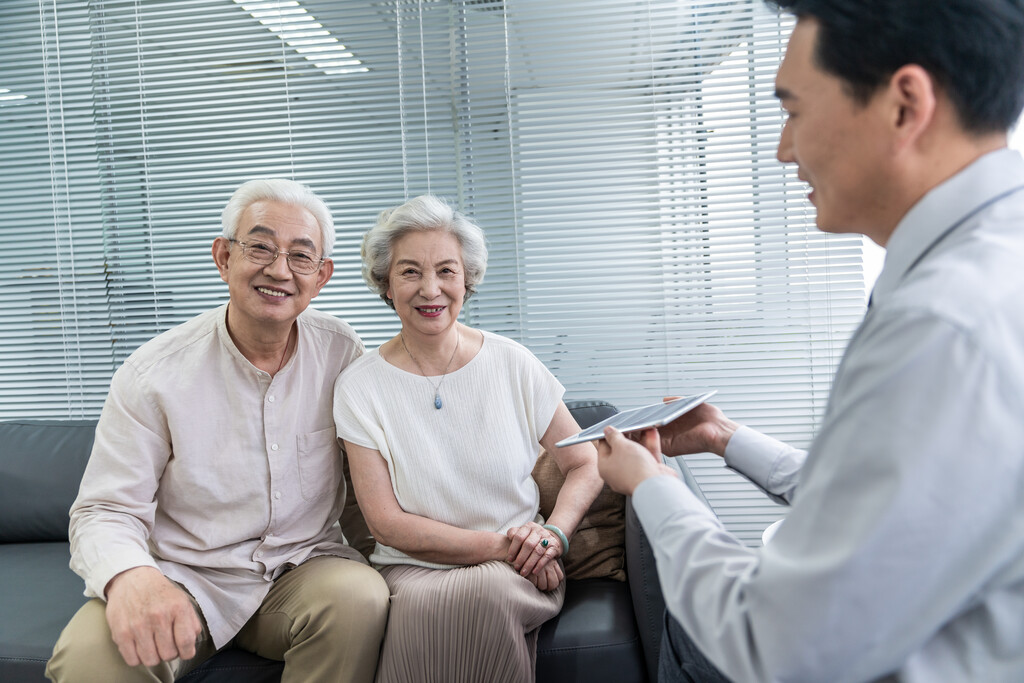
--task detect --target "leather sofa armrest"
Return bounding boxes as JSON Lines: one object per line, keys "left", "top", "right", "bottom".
{"left": 625, "top": 496, "right": 664, "bottom": 683}
{"left": 663, "top": 454, "right": 712, "bottom": 510}
{"left": 625, "top": 454, "right": 712, "bottom": 681}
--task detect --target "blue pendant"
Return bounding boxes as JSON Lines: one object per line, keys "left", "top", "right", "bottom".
{"left": 434, "top": 393, "right": 443, "bottom": 410}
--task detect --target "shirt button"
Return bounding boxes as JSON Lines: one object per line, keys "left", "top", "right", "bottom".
{"left": 271, "top": 443, "right": 279, "bottom": 451}
{"left": 268, "top": 396, "right": 275, "bottom": 403}
{"left": 256, "top": 551, "right": 264, "bottom": 558}
{"left": 274, "top": 491, "right": 282, "bottom": 500}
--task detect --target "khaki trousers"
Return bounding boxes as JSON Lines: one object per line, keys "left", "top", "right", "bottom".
{"left": 46, "top": 556, "right": 389, "bottom": 683}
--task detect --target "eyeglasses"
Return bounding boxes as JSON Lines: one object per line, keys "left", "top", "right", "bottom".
{"left": 228, "top": 239, "right": 324, "bottom": 275}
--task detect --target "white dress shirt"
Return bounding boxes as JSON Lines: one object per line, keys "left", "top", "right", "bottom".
{"left": 633, "top": 148, "right": 1024, "bottom": 682}
{"left": 69, "top": 304, "right": 365, "bottom": 647}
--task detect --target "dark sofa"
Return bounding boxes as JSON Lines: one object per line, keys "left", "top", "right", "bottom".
{"left": 0, "top": 401, "right": 711, "bottom": 683}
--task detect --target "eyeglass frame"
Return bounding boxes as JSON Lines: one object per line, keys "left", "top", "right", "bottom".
{"left": 227, "top": 238, "right": 326, "bottom": 275}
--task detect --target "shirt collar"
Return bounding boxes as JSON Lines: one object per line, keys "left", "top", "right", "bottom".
{"left": 871, "top": 147, "right": 1024, "bottom": 307}
{"left": 216, "top": 303, "right": 305, "bottom": 375}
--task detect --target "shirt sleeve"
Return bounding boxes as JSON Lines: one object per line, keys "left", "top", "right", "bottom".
{"left": 724, "top": 426, "right": 806, "bottom": 505}
{"left": 520, "top": 345, "right": 565, "bottom": 444}
{"left": 69, "top": 362, "right": 165, "bottom": 599}
{"left": 631, "top": 308, "right": 1024, "bottom": 683}
{"left": 333, "top": 365, "right": 382, "bottom": 451}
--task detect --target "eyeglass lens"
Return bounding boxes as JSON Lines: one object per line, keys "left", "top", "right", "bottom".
{"left": 239, "top": 241, "right": 320, "bottom": 274}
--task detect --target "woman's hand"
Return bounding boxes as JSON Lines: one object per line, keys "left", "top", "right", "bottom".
{"left": 526, "top": 559, "right": 564, "bottom": 592}
{"left": 506, "top": 522, "right": 561, "bottom": 577}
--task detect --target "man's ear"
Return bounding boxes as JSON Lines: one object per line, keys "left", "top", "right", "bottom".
{"left": 311, "top": 258, "right": 334, "bottom": 298}
{"left": 889, "top": 64, "right": 937, "bottom": 150}
{"left": 212, "top": 237, "right": 231, "bottom": 283}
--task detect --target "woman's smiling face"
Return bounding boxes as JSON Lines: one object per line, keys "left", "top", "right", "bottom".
{"left": 387, "top": 229, "right": 467, "bottom": 339}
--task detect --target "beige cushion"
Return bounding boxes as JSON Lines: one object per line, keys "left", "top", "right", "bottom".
{"left": 533, "top": 449, "right": 626, "bottom": 582}
{"left": 339, "top": 446, "right": 375, "bottom": 562}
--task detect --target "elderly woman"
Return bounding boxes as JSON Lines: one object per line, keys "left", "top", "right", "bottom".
{"left": 333, "top": 195, "right": 603, "bottom": 683}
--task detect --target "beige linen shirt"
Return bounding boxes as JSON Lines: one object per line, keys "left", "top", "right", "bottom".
{"left": 69, "top": 304, "right": 365, "bottom": 647}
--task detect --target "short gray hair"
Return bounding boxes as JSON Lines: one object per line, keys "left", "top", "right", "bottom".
{"left": 221, "top": 179, "right": 336, "bottom": 258}
{"left": 362, "top": 195, "right": 488, "bottom": 309}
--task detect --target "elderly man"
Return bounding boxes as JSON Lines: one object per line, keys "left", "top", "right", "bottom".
{"left": 46, "top": 179, "right": 389, "bottom": 683}
{"left": 598, "top": 1, "right": 1024, "bottom": 682}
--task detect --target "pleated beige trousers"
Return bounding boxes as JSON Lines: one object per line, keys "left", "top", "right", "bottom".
{"left": 376, "top": 560, "right": 564, "bottom": 683}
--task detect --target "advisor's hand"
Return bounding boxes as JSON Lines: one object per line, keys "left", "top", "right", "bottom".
{"left": 656, "top": 400, "right": 739, "bottom": 458}
{"left": 104, "top": 566, "right": 202, "bottom": 667}
{"left": 597, "top": 427, "right": 678, "bottom": 495}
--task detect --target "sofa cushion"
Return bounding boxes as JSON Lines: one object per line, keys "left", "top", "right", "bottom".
{"left": 536, "top": 578, "right": 645, "bottom": 683}
{"left": 178, "top": 648, "right": 284, "bottom": 683}
{"left": 0, "top": 542, "right": 88, "bottom": 682}
{"left": 533, "top": 400, "right": 626, "bottom": 582}
{"left": 339, "top": 447, "right": 374, "bottom": 561}
{"left": 0, "top": 420, "right": 97, "bottom": 543}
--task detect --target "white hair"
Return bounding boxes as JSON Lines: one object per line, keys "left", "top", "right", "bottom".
{"left": 362, "top": 195, "right": 488, "bottom": 309}
{"left": 221, "top": 179, "right": 336, "bottom": 257}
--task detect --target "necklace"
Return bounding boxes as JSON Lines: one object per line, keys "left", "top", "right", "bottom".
{"left": 273, "top": 327, "right": 295, "bottom": 376}
{"left": 400, "top": 331, "right": 460, "bottom": 410}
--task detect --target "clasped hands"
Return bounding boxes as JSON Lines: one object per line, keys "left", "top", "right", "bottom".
{"left": 505, "top": 521, "right": 564, "bottom": 592}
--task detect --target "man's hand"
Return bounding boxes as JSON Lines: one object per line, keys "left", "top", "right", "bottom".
{"left": 104, "top": 566, "right": 202, "bottom": 667}
{"left": 656, "top": 400, "right": 739, "bottom": 458}
{"left": 597, "top": 427, "right": 678, "bottom": 496}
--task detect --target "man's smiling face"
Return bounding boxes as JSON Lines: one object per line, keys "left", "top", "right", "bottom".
{"left": 215, "top": 199, "right": 332, "bottom": 334}
{"left": 774, "top": 17, "right": 896, "bottom": 239}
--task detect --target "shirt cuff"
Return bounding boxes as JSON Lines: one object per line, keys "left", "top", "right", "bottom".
{"left": 85, "top": 552, "right": 160, "bottom": 600}
{"left": 723, "top": 425, "right": 792, "bottom": 491}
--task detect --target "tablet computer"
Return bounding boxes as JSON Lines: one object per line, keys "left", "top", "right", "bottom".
{"left": 555, "top": 390, "right": 717, "bottom": 448}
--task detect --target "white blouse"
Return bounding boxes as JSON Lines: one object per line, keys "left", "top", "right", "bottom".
{"left": 335, "top": 330, "right": 563, "bottom": 569}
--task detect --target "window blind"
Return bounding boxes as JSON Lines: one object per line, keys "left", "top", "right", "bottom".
{"left": 2, "top": 0, "right": 869, "bottom": 544}
{"left": 1, "top": 0, "right": 110, "bottom": 417}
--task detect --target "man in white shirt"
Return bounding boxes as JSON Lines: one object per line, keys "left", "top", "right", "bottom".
{"left": 46, "top": 179, "right": 389, "bottom": 683}
{"left": 597, "top": 1, "right": 1024, "bottom": 681}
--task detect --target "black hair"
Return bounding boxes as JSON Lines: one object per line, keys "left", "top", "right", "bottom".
{"left": 765, "top": 0, "right": 1024, "bottom": 134}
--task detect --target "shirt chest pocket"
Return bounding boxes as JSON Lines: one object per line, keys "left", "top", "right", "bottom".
{"left": 296, "top": 427, "right": 343, "bottom": 502}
